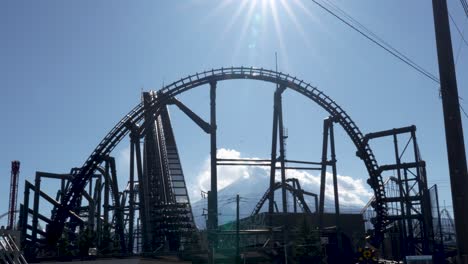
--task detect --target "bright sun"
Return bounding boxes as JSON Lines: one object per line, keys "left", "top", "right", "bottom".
{"left": 202, "top": 0, "right": 314, "bottom": 66}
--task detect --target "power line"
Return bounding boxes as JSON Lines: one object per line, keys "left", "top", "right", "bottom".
{"left": 460, "top": 105, "right": 468, "bottom": 120}
{"left": 447, "top": 9, "right": 468, "bottom": 64}
{"left": 310, "top": 0, "right": 468, "bottom": 121}
{"left": 460, "top": 0, "right": 468, "bottom": 18}
{"left": 309, "top": 0, "right": 440, "bottom": 83}
{"left": 448, "top": 12, "right": 468, "bottom": 47}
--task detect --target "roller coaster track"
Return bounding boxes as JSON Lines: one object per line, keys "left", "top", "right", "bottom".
{"left": 250, "top": 180, "right": 313, "bottom": 215}
{"left": 49, "top": 67, "right": 388, "bottom": 245}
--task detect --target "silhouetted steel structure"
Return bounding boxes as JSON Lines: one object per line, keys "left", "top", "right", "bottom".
{"left": 0, "top": 229, "right": 27, "bottom": 264}
{"left": 19, "top": 67, "right": 438, "bottom": 260}
{"left": 439, "top": 208, "right": 456, "bottom": 252}
{"left": 19, "top": 97, "right": 196, "bottom": 259}
{"left": 8, "top": 161, "right": 20, "bottom": 230}
{"left": 251, "top": 178, "right": 318, "bottom": 216}
{"left": 361, "top": 126, "right": 434, "bottom": 259}
{"left": 139, "top": 91, "right": 195, "bottom": 252}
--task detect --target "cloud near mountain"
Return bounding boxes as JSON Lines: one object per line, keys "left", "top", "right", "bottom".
{"left": 193, "top": 148, "right": 372, "bottom": 205}
{"left": 116, "top": 146, "right": 373, "bottom": 228}
{"left": 190, "top": 148, "right": 373, "bottom": 228}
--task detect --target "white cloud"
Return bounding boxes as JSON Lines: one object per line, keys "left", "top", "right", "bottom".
{"left": 192, "top": 148, "right": 253, "bottom": 201}
{"left": 192, "top": 148, "right": 373, "bottom": 207}
{"left": 115, "top": 145, "right": 373, "bottom": 209}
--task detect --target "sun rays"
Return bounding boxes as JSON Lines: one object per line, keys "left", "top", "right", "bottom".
{"left": 194, "top": 0, "right": 319, "bottom": 68}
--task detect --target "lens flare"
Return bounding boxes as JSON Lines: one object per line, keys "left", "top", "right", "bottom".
{"left": 198, "top": 0, "right": 317, "bottom": 67}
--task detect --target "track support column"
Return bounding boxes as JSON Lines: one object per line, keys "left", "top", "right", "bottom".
{"left": 319, "top": 119, "right": 330, "bottom": 229}
{"left": 128, "top": 133, "right": 136, "bottom": 253}
{"left": 134, "top": 137, "right": 150, "bottom": 252}
{"left": 31, "top": 172, "right": 41, "bottom": 243}
{"left": 95, "top": 175, "right": 102, "bottom": 248}
{"left": 208, "top": 81, "right": 218, "bottom": 264}
{"left": 393, "top": 133, "right": 407, "bottom": 257}
{"left": 329, "top": 120, "right": 342, "bottom": 251}
{"left": 276, "top": 87, "right": 288, "bottom": 214}
{"left": 412, "top": 129, "right": 434, "bottom": 253}
{"left": 21, "top": 183, "right": 30, "bottom": 248}
{"left": 268, "top": 90, "right": 279, "bottom": 224}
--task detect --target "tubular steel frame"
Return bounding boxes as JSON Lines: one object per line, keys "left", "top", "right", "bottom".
{"left": 361, "top": 126, "right": 434, "bottom": 259}
{"left": 42, "top": 67, "right": 389, "bottom": 249}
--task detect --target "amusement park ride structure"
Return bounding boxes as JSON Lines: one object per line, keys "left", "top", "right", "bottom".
{"left": 8, "top": 161, "right": 20, "bottom": 231}
{"left": 16, "top": 67, "right": 439, "bottom": 262}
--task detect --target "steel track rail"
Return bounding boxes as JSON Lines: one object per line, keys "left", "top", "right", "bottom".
{"left": 49, "top": 66, "right": 387, "bottom": 246}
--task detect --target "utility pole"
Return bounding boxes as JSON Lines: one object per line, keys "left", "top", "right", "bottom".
{"left": 236, "top": 194, "right": 240, "bottom": 264}
{"left": 432, "top": 0, "right": 468, "bottom": 263}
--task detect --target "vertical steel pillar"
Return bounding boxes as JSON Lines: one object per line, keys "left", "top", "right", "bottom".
{"left": 319, "top": 119, "right": 330, "bottom": 229}
{"left": 128, "top": 135, "right": 136, "bottom": 253}
{"left": 31, "top": 173, "right": 41, "bottom": 243}
{"left": 96, "top": 176, "right": 102, "bottom": 247}
{"left": 60, "top": 179, "right": 65, "bottom": 204}
{"left": 412, "top": 129, "right": 434, "bottom": 253}
{"left": 89, "top": 178, "right": 93, "bottom": 204}
{"left": 403, "top": 168, "right": 415, "bottom": 255}
{"left": 329, "top": 121, "right": 342, "bottom": 251}
{"left": 21, "top": 183, "right": 30, "bottom": 247}
{"left": 277, "top": 89, "right": 288, "bottom": 213}
{"left": 434, "top": 184, "right": 445, "bottom": 257}
{"left": 134, "top": 139, "right": 149, "bottom": 252}
{"left": 136, "top": 217, "right": 140, "bottom": 253}
{"left": 278, "top": 97, "right": 290, "bottom": 262}
{"left": 104, "top": 162, "right": 110, "bottom": 227}
{"left": 108, "top": 157, "right": 126, "bottom": 253}
{"left": 292, "top": 180, "right": 297, "bottom": 213}
{"left": 208, "top": 81, "right": 218, "bottom": 264}
{"left": 268, "top": 91, "right": 279, "bottom": 223}
{"left": 209, "top": 81, "right": 218, "bottom": 229}
{"left": 432, "top": 0, "right": 468, "bottom": 262}
{"left": 329, "top": 121, "right": 340, "bottom": 217}
{"left": 393, "top": 134, "right": 407, "bottom": 257}
{"left": 88, "top": 178, "right": 95, "bottom": 231}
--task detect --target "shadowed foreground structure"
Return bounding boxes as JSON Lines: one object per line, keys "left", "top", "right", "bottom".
{"left": 15, "top": 67, "right": 442, "bottom": 262}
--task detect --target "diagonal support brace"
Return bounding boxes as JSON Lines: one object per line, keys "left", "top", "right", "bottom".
{"left": 168, "top": 97, "right": 212, "bottom": 134}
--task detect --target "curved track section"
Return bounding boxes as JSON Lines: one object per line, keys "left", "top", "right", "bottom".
{"left": 50, "top": 67, "right": 388, "bottom": 245}
{"left": 251, "top": 181, "right": 313, "bottom": 215}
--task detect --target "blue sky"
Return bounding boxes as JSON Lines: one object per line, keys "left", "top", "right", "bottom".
{"left": 1, "top": 0, "right": 467, "bottom": 225}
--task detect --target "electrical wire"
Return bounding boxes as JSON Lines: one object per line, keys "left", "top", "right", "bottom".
{"left": 312, "top": 0, "right": 468, "bottom": 121}
{"left": 449, "top": 12, "right": 468, "bottom": 47}
{"left": 460, "top": 105, "right": 468, "bottom": 119}
{"left": 309, "top": 0, "right": 440, "bottom": 83}
{"left": 460, "top": 0, "right": 468, "bottom": 18}
{"left": 448, "top": 9, "right": 468, "bottom": 65}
